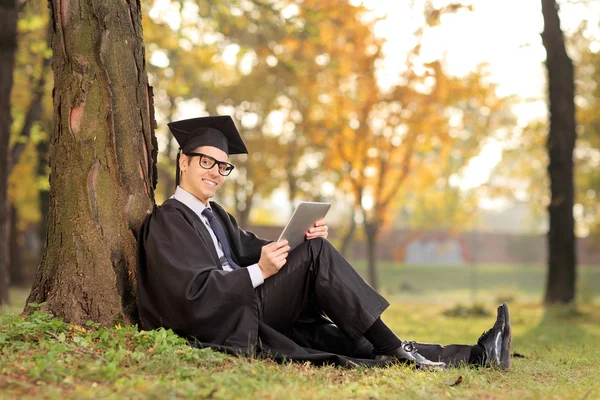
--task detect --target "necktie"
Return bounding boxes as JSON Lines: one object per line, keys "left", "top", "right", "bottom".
{"left": 202, "top": 208, "right": 241, "bottom": 270}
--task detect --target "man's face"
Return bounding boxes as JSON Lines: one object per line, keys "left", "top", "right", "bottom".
{"left": 180, "top": 146, "right": 228, "bottom": 204}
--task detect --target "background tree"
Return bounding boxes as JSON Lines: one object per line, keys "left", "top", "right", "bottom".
{"left": 25, "top": 0, "right": 157, "bottom": 325}
{"left": 571, "top": 21, "right": 600, "bottom": 242}
{"left": 8, "top": 0, "right": 52, "bottom": 287}
{"left": 541, "top": 0, "right": 577, "bottom": 304}
{"left": 0, "top": 0, "right": 19, "bottom": 305}
{"left": 323, "top": 2, "right": 511, "bottom": 289}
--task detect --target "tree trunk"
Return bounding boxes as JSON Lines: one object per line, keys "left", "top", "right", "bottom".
{"left": 26, "top": 0, "right": 157, "bottom": 326}
{"left": 9, "top": 205, "right": 25, "bottom": 287}
{"left": 286, "top": 146, "right": 298, "bottom": 217}
{"left": 364, "top": 223, "right": 379, "bottom": 291}
{"left": 339, "top": 210, "right": 357, "bottom": 258}
{"left": 0, "top": 0, "right": 19, "bottom": 305}
{"left": 237, "top": 193, "right": 253, "bottom": 229}
{"left": 541, "top": 0, "right": 577, "bottom": 304}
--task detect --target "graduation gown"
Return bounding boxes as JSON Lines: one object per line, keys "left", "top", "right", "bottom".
{"left": 136, "top": 198, "right": 392, "bottom": 367}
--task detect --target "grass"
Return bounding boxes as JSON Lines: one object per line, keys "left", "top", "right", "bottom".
{"left": 1, "top": 263, "right": 599, "bottom": 399}
{"left": 351, "top": 262, "right": 600, "bottom": 304}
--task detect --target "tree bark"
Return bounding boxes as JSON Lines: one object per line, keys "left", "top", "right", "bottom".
{"left": 26, "top": 0, "right": 157, "bottom": 325}
{"left": 541, "top": 0, "right": 577, "bottom": 304}
{"left": 36, "top": 120, "right": 51, "bottom": 259}
{"left": 0, "top": 0, "right": 19, "bottom": 305}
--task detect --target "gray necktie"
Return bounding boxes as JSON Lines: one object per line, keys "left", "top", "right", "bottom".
{"left": 202, "top": 208, "right": 241, "bottom": 270}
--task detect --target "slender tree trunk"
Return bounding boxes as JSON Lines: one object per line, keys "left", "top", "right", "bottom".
{"left": 541, "top": 0, "right": 577, "bottom": 304}
{"left": 339, "top": 210, "right": 357, "bottom": 258}
{"left": 286, "top": 146, "right": 298, "bottom": 217}
{"left": 234, "top": 162, "right": 254, "bottom": 229}
{"left": 364, "top": 223, "right": 379, "bottom": 291}
{"left": 237, "top": 193, "right": 253, "bottom": 229}
{"left": 10, "top": 22, "right": 52, "bottom": 170}
{"left": 9, "top": 205, "right": 25, "bottom": 287}
{"left": 0, "top": 0, "right": 19, "bottom": 305}
{"left": 26, "top": 0, "right": 157, "bottom": 325}
{"left": 8, "top": 22, "right": 52, "bottom": 289}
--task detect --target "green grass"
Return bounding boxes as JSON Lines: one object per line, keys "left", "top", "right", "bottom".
{"left": 1, "top": 263, "right": 599, "bottom": 399}
{"left": 351, "top": 262, "right": 600, "bottom": 304}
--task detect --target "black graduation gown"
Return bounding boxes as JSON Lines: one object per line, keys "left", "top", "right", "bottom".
{"left": 136, "top": 198, "right": 388, "bottom": 368}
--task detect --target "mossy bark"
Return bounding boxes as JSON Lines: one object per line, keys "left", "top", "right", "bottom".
{"left": 26, "top": 0, "right": 157, "bottom": 325}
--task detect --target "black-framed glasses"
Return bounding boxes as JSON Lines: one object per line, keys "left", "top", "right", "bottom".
{"left": 185, "top": 152, "right": 235, "bottom": 176}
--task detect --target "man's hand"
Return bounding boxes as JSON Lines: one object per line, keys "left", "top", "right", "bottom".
{"left": 258, "top": 240, "right": 290, "bottom": 279}
{"left": 306, "top": 219, "right": 329, "bottom": 240}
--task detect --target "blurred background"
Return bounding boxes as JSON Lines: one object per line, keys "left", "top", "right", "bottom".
{"left": 4, "top": 0, "right": 600, "bottom": 307}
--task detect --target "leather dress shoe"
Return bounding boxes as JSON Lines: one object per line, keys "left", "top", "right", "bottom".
{"left": 373, "top": 341, "right": 447, "bottom": 369}
{"left": 477, "top": 302, "right": 512, "bottom": 369}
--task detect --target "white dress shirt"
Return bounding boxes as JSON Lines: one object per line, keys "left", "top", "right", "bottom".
{"left": 172, "top": 186, "right": 265, "bottom": 288}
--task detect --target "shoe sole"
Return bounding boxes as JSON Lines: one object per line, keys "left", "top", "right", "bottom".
{"left": 500, "top": 302, "right": 512, "bottom": 370}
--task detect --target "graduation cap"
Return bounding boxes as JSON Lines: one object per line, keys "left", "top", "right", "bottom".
{"left": 168, "top": 115, "right": 248, "bottom": 186}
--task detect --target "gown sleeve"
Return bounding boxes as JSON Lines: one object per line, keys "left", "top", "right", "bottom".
{"left": 137, "top": 204, "right": 260, "bottom": 347}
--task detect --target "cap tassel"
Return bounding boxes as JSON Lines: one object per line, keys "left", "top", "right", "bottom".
{"left": 175, "top": 149, "right": 181, "bottom": 187}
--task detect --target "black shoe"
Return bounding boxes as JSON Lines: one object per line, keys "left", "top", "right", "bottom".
{"left": 477, "top": 302, "right": 512, "bottom": 369}
{"left": 373, "top": 341, "right": 447, "bottom": 369}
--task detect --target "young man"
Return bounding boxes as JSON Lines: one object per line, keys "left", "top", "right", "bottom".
{"left": 137, "top": 115, "right": 512, "bottom": 369}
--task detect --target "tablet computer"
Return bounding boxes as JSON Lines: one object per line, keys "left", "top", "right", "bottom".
{"left": 278, "top": 202, "right": 331, "bottom": 250}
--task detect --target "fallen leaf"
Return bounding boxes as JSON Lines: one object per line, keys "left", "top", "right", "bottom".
{"left": 445, "top": 375, "right": 463, "bottom": 387}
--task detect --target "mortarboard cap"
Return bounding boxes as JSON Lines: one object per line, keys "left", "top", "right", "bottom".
{"left": 168, "top": 116, "right": 247, "bottom": 186}
{"left": 167, "top": 115, "right": 248, "bottom": 155}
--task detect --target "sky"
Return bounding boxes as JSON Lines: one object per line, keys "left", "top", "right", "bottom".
{"left": 356, "top": 0, "right": 599, "bottom": 192}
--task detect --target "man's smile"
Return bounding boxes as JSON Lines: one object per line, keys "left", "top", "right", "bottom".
{"left": 202, "top": 178, "right": 218, "bottom": 186}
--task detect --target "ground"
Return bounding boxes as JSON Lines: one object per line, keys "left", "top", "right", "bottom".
{"left": 1, "top": 263, "right": 599, "bottom": 399}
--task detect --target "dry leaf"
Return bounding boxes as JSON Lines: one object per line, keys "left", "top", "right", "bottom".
{"left": 445, "top": 375, "right": 463, "bottom": 387}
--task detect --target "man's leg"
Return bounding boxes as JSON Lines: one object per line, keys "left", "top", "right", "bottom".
{"left": 255, "top": 238, "right": 389, "bottom": 340}
{"left": 414, "top": 343, "right": 477, "bottom": 366}
{"left": 256, "top": 239, "right": 510, "bottom": 369}
{"left": 255, "top": 238, "right": 444, "bottom": 368}
{"left": 415, "top": 303, "right": 512, "bottom": 369}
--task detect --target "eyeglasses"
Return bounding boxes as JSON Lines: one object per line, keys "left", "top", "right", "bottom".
{"left": 185, "top": 152, "right": 235, "bottom": 176}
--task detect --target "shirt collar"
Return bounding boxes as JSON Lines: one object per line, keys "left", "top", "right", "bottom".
{"left": 172, "top": 186, "right": 210, "bottom": 218}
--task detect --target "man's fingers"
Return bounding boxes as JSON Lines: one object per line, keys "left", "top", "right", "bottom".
{"left": 272, "top": 245, "right": 291, "bottom": 257}
{"left": 263, "top": 240, "right": 288, "bottom": 252}
{"left": 269, "top": 249, "right": 289, "bottom": 264}
{"left": 274, "top": 254, "right": 288, "bottom": 265}
{"left": 308, "top": 225, "right": 328, "bottom": 234}
{"left": 272, "top": 240, "right": 288, "bottom": 250}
